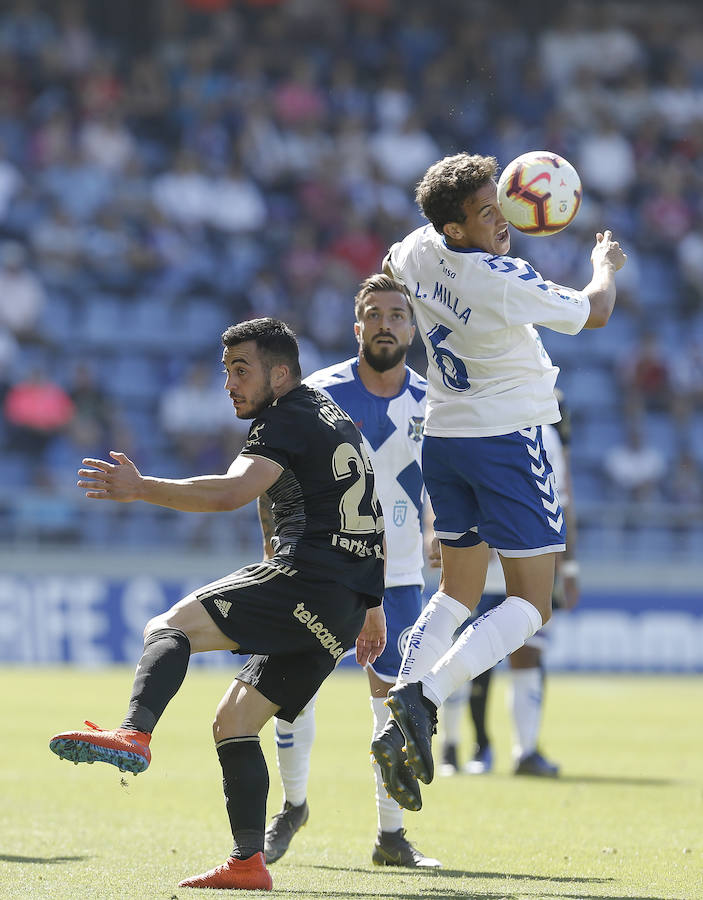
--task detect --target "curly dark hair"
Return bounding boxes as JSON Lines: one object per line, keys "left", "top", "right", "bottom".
{"left": 353, "top": 273, "right": 413, "bottom": 320}
{"left": 415, "top": 153, "right": 498, "bottom": 234}
{"left": 222, "top": 317, "right": 301, "bottom": 380}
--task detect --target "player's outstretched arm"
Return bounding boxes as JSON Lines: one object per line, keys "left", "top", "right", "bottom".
{"left": 77, "top": 450, "right": 282, "bottom": 512}
{"left": 582, "top": 230, "right": 627, "bottom": 329}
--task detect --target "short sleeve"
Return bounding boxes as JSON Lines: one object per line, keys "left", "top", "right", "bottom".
{"left": 239, "top": 406, "right": 304, "bottom": 469}
{"left": 493, "top": 256, "right": 590, "bottom": 335}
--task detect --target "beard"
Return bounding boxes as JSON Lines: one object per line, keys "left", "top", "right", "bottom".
{"left": 363, "top": 340, "right": 408, "bottom": 373}
{"left": 232, "top": 386, "right": 276, "bottom": 419}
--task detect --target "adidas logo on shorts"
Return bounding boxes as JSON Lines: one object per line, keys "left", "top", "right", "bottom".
{"left": 214, "top": 598, "right": 232, "bottom": 618}
{"left": 292, "top": 602, "right": 344, "bottom": 659}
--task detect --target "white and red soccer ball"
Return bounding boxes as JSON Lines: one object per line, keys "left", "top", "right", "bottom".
{"left": 497, "top": 151, "right": 582, "bottom": 236}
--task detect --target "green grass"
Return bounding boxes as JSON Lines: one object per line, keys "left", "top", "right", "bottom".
{"left": 2, "top": 667, "right": 702, "bottom": 900}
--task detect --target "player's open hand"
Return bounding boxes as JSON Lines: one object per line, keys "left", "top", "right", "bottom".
{"left": 355, "top": 605, "right": 387, "bottom": 667}
{"left": 77, "top": 451, "right": 143, "bottom": 502}
{"left": 592, "top": 230, "right": 627, "bottom": 272}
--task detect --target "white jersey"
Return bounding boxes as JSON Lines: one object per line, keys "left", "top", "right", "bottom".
{"left": 386, "top": 224, "right": 590, "bottom": 437}
{"left": 484, "top": 422, "right": 569, "bottom": 593}
{"left": 305, "top": 359, "right": 427, "bottom": 588}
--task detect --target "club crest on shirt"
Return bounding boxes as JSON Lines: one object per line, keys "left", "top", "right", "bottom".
{"left": 407, "top": 416, "right": 424, "bottom": 442}
{"left": 393, "top": 500, "right": 407, "bottom": 527}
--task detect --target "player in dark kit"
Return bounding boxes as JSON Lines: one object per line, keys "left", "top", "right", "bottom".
{"left": 48, "top": 318, "right": 385, "bottom": 892}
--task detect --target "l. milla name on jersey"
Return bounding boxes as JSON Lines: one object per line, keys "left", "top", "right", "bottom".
{"left": 292, "top": 602, "right": 345, "bottom": 659}
{"left": 415, "top": 279, "right": 472, "bottom": 325}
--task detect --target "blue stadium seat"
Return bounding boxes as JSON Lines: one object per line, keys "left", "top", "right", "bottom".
{"left": 172, "top": 300, "right": 229, "bottom": 352}
{"left": 105, "top": 354, "right": 161, "bottom": 403}
{"left": 41, "top": 291, "right": 78, "bottom": 345}
{"left": 558, "top": 366, "right": 618, "bottom": 417}
{"left": 80, "top": 295, "right": 129, "bottom": 348}
{"left": 124, "top": 296, "right": 177, "bottom": 349}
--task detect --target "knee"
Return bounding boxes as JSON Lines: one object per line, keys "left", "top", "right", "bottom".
{"left": 143, "top": 616, "right": 161, "bottom": 642}
{"left": 212, "top": 701, "right": 247, "bottom": 742}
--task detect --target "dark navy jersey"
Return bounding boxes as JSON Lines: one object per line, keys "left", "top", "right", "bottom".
{"left": 241, "top": 384, "right": 385, "bottom": 603}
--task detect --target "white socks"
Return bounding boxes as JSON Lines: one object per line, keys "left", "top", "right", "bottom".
{"left": 371, "top": 696, "right": 404, "bottom": 833}
{"left": 397, "top": 591, "right": 469, "bottom": 685}
{"left": 440, "top": 683, "right": 466, "bottom": 747}
{"left": 509, "top": 667, "right": 543, "bottom": 760}
{"left": 274, "top": 698, "right": 316, "bottom": 807}
{"left": 422, "top": 596, "right": 543, "bottom": 708}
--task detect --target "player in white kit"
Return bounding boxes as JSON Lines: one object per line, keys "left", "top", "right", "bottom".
{"left": 262, "top": 274, "right": 440, "bottom": 866}
{"left": 372, "top": 151, "right": 625, "bottom": 806}
{"left": 439, "top": 394, "right": 579, "bottom": 777}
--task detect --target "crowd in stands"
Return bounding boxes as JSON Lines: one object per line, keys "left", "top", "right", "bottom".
{"left": 1, "top": 0, "right": 702, "bottom": 557}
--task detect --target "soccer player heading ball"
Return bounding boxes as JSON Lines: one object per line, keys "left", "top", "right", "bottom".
{"left": 373, "top": 152, "right": 626, "bottom": 804}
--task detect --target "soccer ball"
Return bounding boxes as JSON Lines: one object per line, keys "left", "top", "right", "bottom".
{"left": 496, "top": 151, "right": 582, "bottom": 236}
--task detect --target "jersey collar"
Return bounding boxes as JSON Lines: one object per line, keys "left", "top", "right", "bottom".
{"left": 352, "top": 358, "right": 410, "bottom": 401}
{"left": 441, "top": 236, "right": 485, "bottom": 254}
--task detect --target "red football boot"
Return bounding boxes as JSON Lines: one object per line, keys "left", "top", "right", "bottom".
{"left": 49, "top": 720, "right": 151, "bottom": 774}
{"left": 178, "top": 853, "right": 272, "bottom": 891}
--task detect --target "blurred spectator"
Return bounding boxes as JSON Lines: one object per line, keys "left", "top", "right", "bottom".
{"left": 30, "top": 202, "right": 83, "bottom": 281}
{"left": 0, "top": 325, "right": 18, "bottom": 398}
{"left": 603, "top": 425, "right": 666, "bottom": 503}
{"left": 0, "top": 241, "right": 46, "bottom": 341}
{"left": 676, "top": 222, "right": 703, "bottom": 317}
{"left": 4, "top": 367, "right": 75, "bottom": 457}
{"left": 158, "top": 360, "right": 246, "bottom": 471}
{"left": 667, "top": 448, "right": 703, "bottom": 537}
{"left": 273, "top": 59, "right": 326, "bottom": 126}
{"left": 619, "top": 332, "right": 675, "bottom": 423}
{"left": 208, "top": 158, "right": 267, "bottom": 233}
{"left": 370, "top": 113, "right": 440, "bottom": 186}
{"left": 50, "top": 0, "right": 98, "bottom": 75}
{"left": 326, "top": 210, "right": 385, "bottom": 279}
{"left": 69, "top": 361, "right": 114, "bottom": 440}
{"left": 0, "top": 141, "right": 22, "bottom": 219}
{"left": 668, "top": 448, "right": 703, "bottom": 506}
{"left": 577, "top": 111, "right": 637, "bottom": 199}
{"left": 671, "top": 341, "right": 703, "bottom": 422}
{"left": 40, "top": 146, "right": 115, "bottom": 221}
{"left": 151, "top": 150, "right": 213, "bottom": 227}
{"left": 79, "top": 108, "right": 136, "bottom": 173}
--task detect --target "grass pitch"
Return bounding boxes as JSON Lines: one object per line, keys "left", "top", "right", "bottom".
{"left": 2, "top": 667, "right": 701, "bottom": 900}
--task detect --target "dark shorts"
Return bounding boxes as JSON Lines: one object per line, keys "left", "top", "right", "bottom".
{"left": 195, "top": 560, "right": 367, "bottom": 722}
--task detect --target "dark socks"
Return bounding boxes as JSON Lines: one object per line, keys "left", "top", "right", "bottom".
{"left": 120, "top": 628, "right": 191, "bottom": 734}
{"left": 217, "top": 736, "right": 269, "bottom": 860}
{"left": 469, "top": 667, "right": 493, "bottom": 750}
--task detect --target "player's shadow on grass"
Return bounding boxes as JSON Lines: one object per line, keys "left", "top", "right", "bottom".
{"left": 288, "top": 876, "right": 673, "bottom": 900}
{"left": 0, "top": 854, "right": 88, "bottom": 864}
{"left": 485, "top": 772, "right": 678, "bottom": 788}
{"left": 280, "top": 890, "right": 673, "bottom": 900}
{"left": 554, "top": 774, "right": 677, "bottom": 787}
{"left": 302, "top": 865, "right": 615, "bottom": 884}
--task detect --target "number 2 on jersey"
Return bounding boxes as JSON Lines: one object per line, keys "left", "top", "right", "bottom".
{"left": 332, "top": 442, "right": 384, "bottom": 535}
